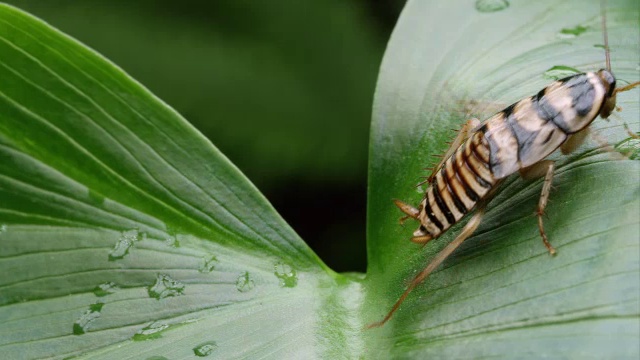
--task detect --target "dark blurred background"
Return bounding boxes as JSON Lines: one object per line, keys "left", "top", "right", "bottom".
{"left": 6, "top": 0, "right": 405, "bottom": 272}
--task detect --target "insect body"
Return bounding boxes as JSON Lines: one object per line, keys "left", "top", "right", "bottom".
{"left": 406, "top": 70, "right": 616, "bottom": 247}
{"left": 368, "top": 29, "right": 640, "bottom": 328}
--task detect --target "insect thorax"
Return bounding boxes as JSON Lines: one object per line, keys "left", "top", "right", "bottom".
{"left": 483, "top": 72, "right": 608, "bottom": 179}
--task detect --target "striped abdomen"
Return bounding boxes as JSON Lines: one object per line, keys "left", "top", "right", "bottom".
{"left": 416, "top": 130, "right": 497, "bottom": 238}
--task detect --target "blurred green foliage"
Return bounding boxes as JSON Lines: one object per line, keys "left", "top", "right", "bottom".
{"left": 5, "top": 0, "right": 404, "bottom": 271}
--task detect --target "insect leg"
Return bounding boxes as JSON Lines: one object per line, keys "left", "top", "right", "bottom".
{"left": 611, "top": 81, "right": 640, "bottom": 138}
{"left": 622, "top": 123, "right": 640, "bottom": 139}
{"left": 589, "top": 130, "right": 626, "bottom": 159}
{"left": 519, "top": 159, "right": 554, "bottom": 179}
{"left": 613, "top": 81, "right": 640, "bottom": 95}
{"left": 537, "top": 161, "right": 557, "bottom": 255}
{"left": 394, "top": 199, "right": 420, "bottom": 225}
{"left": 519, "top": 160, "right": 556, "bottom": 255}
{"left": 561, "top": 125, "right": 630, "bottom": 159}
{"left": 609, "top": 114, "right": 640, "bottom": 139}
{"left": 366, "top": 206, "right": 486, "bottom": 329}
{"left": 561, "top": 127, "right": 590, "bottom": 154}
{"left": 421, "top": 118, "right": 481, "bottom": 185}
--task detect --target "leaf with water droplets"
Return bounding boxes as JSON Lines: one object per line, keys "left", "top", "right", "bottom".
{"left": 0, "top": 3, "right": 334, "bottom": 358}
{"left": 73, "top": 302, "right": 104, "bottom": 335}
{"left": 1, "top": 0, "right": 638, "bottom": 359}
{"left": 274, "top": 262, "right": 298, "bottom": 288}
{"left": 235, "top": 271, "right": 255, "bottom": 293}
{"left": 558, "top": 24, "right": 589, "bottom": 38}
{"left": 147, "top": 274, "right": 185, "bottom": 300}
{"left": 132, "top": 322, "right": 170, "bottom": 341}
{"left": 193, "top": 342, "right": 218, "bottom": 357}
{"left": 475, "top": 0, "right": 509, "bottom": 13}
{"left": 107, "top": 229, "right": 140, "bottom": 261}
{"left": 543, "top": 65, "right": 583, "bottom": 80}
{"left": 199, "top": 255, "right": 218, "bottom": 273}
{"left": 92, "top": 282, "right": 118, "bottom": 297}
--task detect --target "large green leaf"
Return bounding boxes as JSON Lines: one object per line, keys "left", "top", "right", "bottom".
{"left": 0, "top": 3, "right": 355, "bottom": 358}
{"left": 365, "top": 0, "right": 639, "bottom": 357}
{"left": 1, "top": 0, "right": 639, "bottom": 359}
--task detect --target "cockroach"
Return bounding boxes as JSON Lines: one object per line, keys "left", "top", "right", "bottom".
{"left": 367, "top": 3, "right": 640, "bottom": 328}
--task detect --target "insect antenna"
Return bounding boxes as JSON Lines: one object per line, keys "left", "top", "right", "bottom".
{"left": 613, "top": 81, "right": 640, "bottom": 95}
{"left": 601, "top": 0, "right": 611, "bottom": 72}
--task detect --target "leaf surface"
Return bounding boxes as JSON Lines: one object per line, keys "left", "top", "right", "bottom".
{"left": 365, "top": 0, "right": 640, "bottom": 358}
{"left": 0, "top": 4, "right": 359, "bottom": 359}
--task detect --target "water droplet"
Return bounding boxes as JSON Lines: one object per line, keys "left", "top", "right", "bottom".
{"left": 543, "top": 65, "right": 582, "bottom": 80}
{"left": 0, "top": 224, "right": 7, "bottom": 234}
{"left": 274, "top": 262, "right": 298, "bottom": 288}
{"left": 148, "top": 274, "right": 185, "bottom": 299}
{"left": 193, "top": 342, "right": 217, "bottom": 357}
{"left": 199, "top": 255, "right": 219, "bottom": 273}
{"left": 164, "top": 235, "right": 180, "bottom": 248}
{"left": 108, "top": 229, "right": 141, "bottom": 261}
{"left": 557, "top": 25, "right": 588, "bottom": 39}
{"left": 235, "top": 271, "right": 255, "bottom": 293}
{"left": 73, "top": 302, "right": 104, "bottom": 335}
{"left": 93, "top": 282, "right": 118, "bottom": 297}
{"left": 132, "top": 321, "right": 170, "bottom": 341}
{"left": 475, "top": 0, "right": 509, "bottom": 13}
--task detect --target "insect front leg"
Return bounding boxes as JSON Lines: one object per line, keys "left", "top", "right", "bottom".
{"left": 561, "top": 127, "right": 590, "bottom": 154}
{"left": 588, "top": 130, "right": 627, "bottom": 160}
{"left": 519, "top": 160, "right": 557, "bottom": 255}
{"left": 622, "top": 123, "right": 640, "bottom": 139}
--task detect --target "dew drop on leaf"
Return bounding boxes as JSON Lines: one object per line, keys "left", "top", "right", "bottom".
{"left": 92, "top": 282, "right": 118, "bottom": 297}
{"left": 274, "top": 262, "right": 298, "bottom": 288}
{"left": 0, "top": 224, "right": 6, "bottom": 234}
{"left": 108, "top": 229, "right": 141, "bottom": 261}
{"left": 132, "top": 321, "right": 170, "bottom": 341}
{"left": 193, "top": 341, "right": 218, "bottom": 357}
{"left": 235, "top": 271, "right": 255, "bottom": 293}
{"left": 543, "top": 65, "right": 582, "bottom": 80}
{"left": 475, "top": 0, "right": 509, "bottom": 13}
{"left": 73, "top": 302, "right": 104, "bottom": 335}
{"left": 164, "top": 235, "right": 180, "bottom": 248}
{"left": 199, "top": 255, "right": 219, "bottom": 273}
{"left": 147, "top": 274, "right": 185, "bottom": 299}
{"left": 558, "top": 25, "right": 589, "bottom": 39}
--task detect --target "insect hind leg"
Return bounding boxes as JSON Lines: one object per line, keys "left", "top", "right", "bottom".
{"left": 520, "top": 160, "right": 557, "bottom": 255}
{"left": 366, "top": 206, "right": 487, "bottom": 329}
